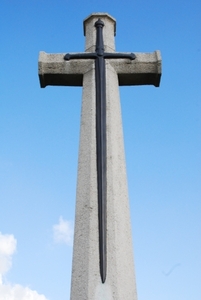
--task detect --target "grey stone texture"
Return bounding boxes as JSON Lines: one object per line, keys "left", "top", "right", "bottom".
{"left": 38, "top": 12, "right": 162, "bottom": 300}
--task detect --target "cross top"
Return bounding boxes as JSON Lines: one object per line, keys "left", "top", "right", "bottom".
{"left": 64, "top": 18, "right": 135, "bottom": 61}
{"left": 83, "top": 13, "right": 116, "bottom": 52}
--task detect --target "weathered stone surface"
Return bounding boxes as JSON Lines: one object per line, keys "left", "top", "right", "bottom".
{"left": 70, "top": 65, "right": 99, "bottom": 299}
{"left": 110, "top": 51, "right": 161, "bottom": 86}
{"left": 38, "top": 52, "right": 93, "bottom": 87}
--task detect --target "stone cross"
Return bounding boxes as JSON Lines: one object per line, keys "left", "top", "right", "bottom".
{"left": 39, "top": 13, "right": 161, "bottom": 300}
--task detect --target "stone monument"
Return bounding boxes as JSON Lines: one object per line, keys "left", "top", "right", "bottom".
{"left": 38, "top": 13, "right": 161, "bottom": 300}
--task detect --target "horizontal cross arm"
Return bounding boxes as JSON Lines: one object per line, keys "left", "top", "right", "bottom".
{"left": 38, "top": 51, "right": 93, "bottom": 87}
{"left": 39, "top": 51, "right": 162, "bottom": 88}
{"left": 109, "top": 51, "right": 162, "bottom": 87}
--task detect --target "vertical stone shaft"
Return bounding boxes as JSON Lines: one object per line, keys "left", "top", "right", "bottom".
{"left": 70, "top": 14, "right": 137, "bottom": 300}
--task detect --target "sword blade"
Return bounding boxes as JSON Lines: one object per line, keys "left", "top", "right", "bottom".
{"left": 95, "top": 55, "right": 107, "bottom": 283}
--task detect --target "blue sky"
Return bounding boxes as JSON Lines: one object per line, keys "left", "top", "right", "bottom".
{"left": 0, "top": 0, "right": 200, "bottom": 299}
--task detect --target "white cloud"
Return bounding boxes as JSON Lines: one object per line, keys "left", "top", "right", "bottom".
{"left": 0, "top": 232, "right": 48, "bottom": 300}
{"left": 0, "top": 233, "right": 16, "bottom": 256}
{"left": 0, "top": 284, "right": 48, "bottom": 300}
{"left": 53, "top": 216, "right": 74, "bottom": 246}
{"left": 0, "top": 232, "right": 17, "bottom": 280}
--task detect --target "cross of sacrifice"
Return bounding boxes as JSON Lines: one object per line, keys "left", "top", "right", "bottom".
{"left": 39, "top": 13, "right": 161, "bottom": 300}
